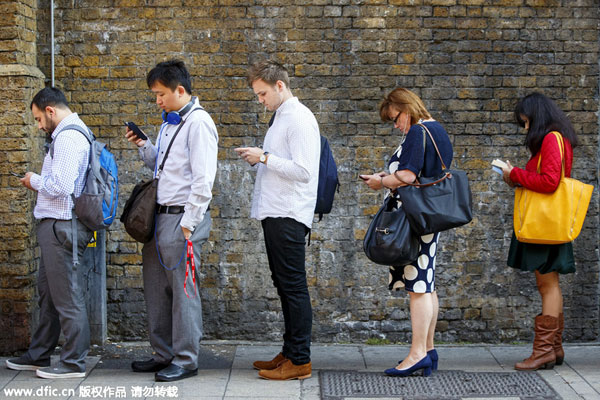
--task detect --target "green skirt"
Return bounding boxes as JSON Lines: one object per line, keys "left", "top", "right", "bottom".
{"left": 507, "top": 232, "right": 575, "bottom": 274}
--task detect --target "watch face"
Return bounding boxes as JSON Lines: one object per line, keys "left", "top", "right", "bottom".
{"left": 260, "top": 154, "right": 266, "bottom": 162}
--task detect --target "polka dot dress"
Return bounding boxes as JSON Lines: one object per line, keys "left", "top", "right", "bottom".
{"left": 386, "top": 132, "right": 440, "bottom": 294}
{"left": 389, "top": 232, "right": 439, "bottom": 293}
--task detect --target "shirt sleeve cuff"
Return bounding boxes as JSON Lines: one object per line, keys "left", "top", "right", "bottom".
{"left": 29, "top": 173, "right": 42, "bottom": 191}
{"left": 180, "top": 215, "right": 197, "bottom": 232}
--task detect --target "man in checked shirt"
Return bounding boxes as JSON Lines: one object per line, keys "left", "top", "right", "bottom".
{"left": 6, "top": 87, "right": 94, "bottom": 379}
{"left": 236, "top": 60, "right": 320, "bottom": 380}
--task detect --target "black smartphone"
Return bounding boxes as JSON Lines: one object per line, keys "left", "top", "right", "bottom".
{"left": 124, "top": 121, "right": 148, "bottom": 141}
{"left": 359, "top": 174, "right": 369, "bottom": 181}
{"left": 10, "top": 172, "right": 23, "bottom": 178}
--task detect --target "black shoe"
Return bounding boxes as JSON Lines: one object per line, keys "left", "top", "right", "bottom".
{"left": 155, "top": 363, "right": 198, "bottom": 382}
{"left": 131, "top": 358, "right": 169, "bottom": 373}
{"left": 6, "top": 355, "right": 50, "bottom": 371}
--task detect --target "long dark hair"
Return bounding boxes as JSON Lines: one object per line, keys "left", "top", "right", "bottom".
{"left": 514, "top": 92, "right": 578, "bottom": 155}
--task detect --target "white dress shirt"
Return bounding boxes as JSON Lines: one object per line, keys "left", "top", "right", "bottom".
{"left": 139, "top": 97, "right": 218, "bottom": 231}
{"left": 251, "top": 97, "right": 320, "bottom": 229}
{"left": 30, "top": 113, "right": 90, "bottom": 220}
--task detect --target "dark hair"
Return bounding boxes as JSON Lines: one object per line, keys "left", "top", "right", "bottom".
{"left": 514, "top": 92, "right": 578, "bottom": 155}
{"left": 247, "top": 60, "right": 290, "bottom": 88}
{"left": 146, "top": 59, "right": 192, "bottom": 94}
{"left": 30, "top": 87, "right": 69, "bottom": 110}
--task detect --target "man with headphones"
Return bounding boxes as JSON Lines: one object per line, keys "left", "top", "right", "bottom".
{"left": 125, "top": 60, "right": 218, "bottom": 382}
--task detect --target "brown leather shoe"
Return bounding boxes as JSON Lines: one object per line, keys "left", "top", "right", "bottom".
{"left": 515, "top": 314, "right": 558, "bottom": 371}
{"left": 554, "top": 313, "right": 564, "bottom": 365}
{"left": 258, "top": 359, "right": 311, "bottom": 380}
{"left": 252, "top": 352, "right": 287, "bottom": 371}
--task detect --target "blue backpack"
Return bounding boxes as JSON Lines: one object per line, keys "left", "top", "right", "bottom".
{"left": 52, "top": 124, "right": 119, "bottom": 231}
{"left": 315, "top": 136, "right": 339, "bottom": 221}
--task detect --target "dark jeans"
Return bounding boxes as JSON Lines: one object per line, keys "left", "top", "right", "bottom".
{"left": 262, "top": 217, "right": 312, "bottom": 365}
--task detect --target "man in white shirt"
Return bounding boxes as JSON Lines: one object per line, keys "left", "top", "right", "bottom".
{"left": 125, "top": 60, "right": 218, "bottom": 382}
{"left": 6, "top": 88, "right": 93, "bottom": 379}
{"left": 236, "top": 60, "right": 320, "bottom": 380}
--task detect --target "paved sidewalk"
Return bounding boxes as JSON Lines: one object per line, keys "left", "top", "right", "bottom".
{"left": 1, "top": 342, "right": 599, "bottom": 400}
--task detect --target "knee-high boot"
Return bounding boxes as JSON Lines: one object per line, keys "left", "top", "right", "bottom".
{"left": 515, "top": 314, "right": 558, "bottom": 371}
{"left": 554, "top": 313, "right": 564, "bottom": 365}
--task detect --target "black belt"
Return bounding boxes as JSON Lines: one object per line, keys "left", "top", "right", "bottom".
{"left": 156, "top": 205, "right": 185, "bottom": 214}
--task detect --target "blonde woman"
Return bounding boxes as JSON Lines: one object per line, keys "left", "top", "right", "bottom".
{"left": 361, "top": 88, "right": 453, "bottom": 377}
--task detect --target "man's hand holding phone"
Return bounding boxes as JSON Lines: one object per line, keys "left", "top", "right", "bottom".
{"left": 124, "top": 121, "right": 148, "bottom": 147}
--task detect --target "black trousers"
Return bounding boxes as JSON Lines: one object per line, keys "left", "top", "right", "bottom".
{"left": 262, "top": 217, "right": 312, "bottom": 365}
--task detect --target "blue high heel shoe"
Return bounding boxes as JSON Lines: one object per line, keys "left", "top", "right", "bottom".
{"left": 385, "top": 355, "right": 432, "bottom": 377}
{"left": 398, "top": 349, "right": 438, "bottom": 371}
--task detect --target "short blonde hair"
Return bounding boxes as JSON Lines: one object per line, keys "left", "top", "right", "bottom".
{"left": 247, "top": 60, "right": 290, "bottom": 88}
{"left": 379, "top": 88, "right": 431, "bottom": 125}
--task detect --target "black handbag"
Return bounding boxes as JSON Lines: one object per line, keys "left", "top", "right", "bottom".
{"left": 396, "top": 123, "right": 473, "bottom": 236}
{"left": 120, "top": 114, "right": 194, "bottom": 243}
{"left": 363, "top": 196, "right": 419, "bottom": 266}
{"left": 120, "top": 178, "right": 158, "bottom": 243}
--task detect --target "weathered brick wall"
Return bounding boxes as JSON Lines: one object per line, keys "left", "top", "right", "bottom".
{"left": 5, "top": 0, "right": 598, "bottom": 348}
{"left": 0, "top": 0, "right": 45, "bottom": 352}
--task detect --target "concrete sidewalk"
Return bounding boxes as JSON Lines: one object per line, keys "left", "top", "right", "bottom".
{"left": 1, "top": 342, "right": 599, "bottom": 400}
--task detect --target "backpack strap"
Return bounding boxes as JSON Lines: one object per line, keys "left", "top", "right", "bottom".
{"left": 48, "top": 124, "right": 94, "bottom": 158}
{"left": 48, "top": 123, "right": 94, "bottom": 267}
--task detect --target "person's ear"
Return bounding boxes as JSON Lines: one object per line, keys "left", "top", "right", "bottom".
{"left": 177, "top": 85, "right": 186, "bottom": 97}
{"left": 45, "top": 106, "right": 55, "bottom": 117}
{"left": 276, "top": 80, "right": 285, "bottom": 92}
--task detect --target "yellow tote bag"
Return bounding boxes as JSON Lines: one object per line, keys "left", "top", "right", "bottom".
{"left": 514, "top": 132, "right": 593, "bottom": 245}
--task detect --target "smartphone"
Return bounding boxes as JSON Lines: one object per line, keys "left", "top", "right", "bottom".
{"left": 124, "top": 121, "right": 148, "bottom": 141}
{"left": 359, "top": 174, "right": 369, "bottom": 181}
{"left": 10, "top": 172, "right": 23, "bottom": 178}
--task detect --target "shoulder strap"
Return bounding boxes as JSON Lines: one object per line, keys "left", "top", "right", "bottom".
{"left": 537, "top": 131, "right": 565, "bottom": 178}
{"left": 49, "top": 124, "right": 93, "bottom": 158}
{"left": 418, "top": 123, "right": 446, "bottom": 170}
{"left": 156, "top": 107, "right": 201, "bottom": 178}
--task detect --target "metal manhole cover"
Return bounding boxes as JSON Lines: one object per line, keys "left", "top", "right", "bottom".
{"left": 319, "top": 370, "right": 560, "bottom": 399}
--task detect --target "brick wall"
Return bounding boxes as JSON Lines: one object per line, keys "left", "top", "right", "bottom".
{"left": 2, "top": 0, "right": 598, "bottom": 350}
{"left": 0, "top": 0, "right": 45, "bottom": 352}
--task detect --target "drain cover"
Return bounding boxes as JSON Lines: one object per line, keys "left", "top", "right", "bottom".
{"left": 319, "top": 370, "right": 560, "bottom": 399}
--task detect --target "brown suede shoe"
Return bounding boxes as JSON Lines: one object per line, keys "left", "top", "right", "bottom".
{"left": 258, "top": 359, "right": 311, "bottom": 380}
{"left": 252, "top": 352, "right": 287, "bottom": 371}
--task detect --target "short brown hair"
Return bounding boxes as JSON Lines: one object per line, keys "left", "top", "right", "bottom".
{"left": 247, "top": 60, "right": 290, "bottom": 88}
{"left": 379, "top": 88, "right": 431, "bottom": 125}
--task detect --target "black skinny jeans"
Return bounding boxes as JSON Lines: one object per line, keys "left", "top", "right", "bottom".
{"left": 262, "top": 217, "right": 312, "bottom": 365}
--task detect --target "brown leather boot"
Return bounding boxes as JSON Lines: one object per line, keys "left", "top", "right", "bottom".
{"left": 258, "top": 359, "right": 311, "bottom": 380}
{"left": 253, "top": 352, "right": 286, "bottom": 371}
{"left": 515, "top": 314, "right": 558, "bottom": 371}
{"left": 554, "top": 313, "right": 564, "bottom": 365}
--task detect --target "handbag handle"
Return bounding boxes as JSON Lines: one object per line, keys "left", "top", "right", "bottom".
{"left": 393, "top": 122, "right": 450, "bottom": 188}
{"left": 536, "top": 131, "right": 565, "bottom": 179}
{"left": 418, "top": 123, "right": 447, "bottom": 170}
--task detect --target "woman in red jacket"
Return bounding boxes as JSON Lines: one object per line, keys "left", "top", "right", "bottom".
{"left": 501, "top": 92, "right": 578, "bottom": 371}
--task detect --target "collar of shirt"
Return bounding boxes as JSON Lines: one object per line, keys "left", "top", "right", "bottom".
{"left": 275, "top": 96, "right": 299, "bottom": 117}
{"left": 51, "top": 113, "right": 80, "bottom": 140}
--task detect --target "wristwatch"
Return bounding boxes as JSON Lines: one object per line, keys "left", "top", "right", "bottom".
{"left": 259, "top": 151, "right": 269, "bottom": 164}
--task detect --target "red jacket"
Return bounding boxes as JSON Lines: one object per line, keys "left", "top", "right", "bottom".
{"left": 510, "top": 132, "right": 573, "bottom": 193}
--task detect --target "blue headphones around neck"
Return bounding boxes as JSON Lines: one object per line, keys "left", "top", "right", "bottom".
{"left": 162, "top": 100, "right": 194, "bottom": 125}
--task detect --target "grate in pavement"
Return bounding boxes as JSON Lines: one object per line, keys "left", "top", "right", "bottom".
{"left": 319, "top": 370, "right": 560, "bottom": 400}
